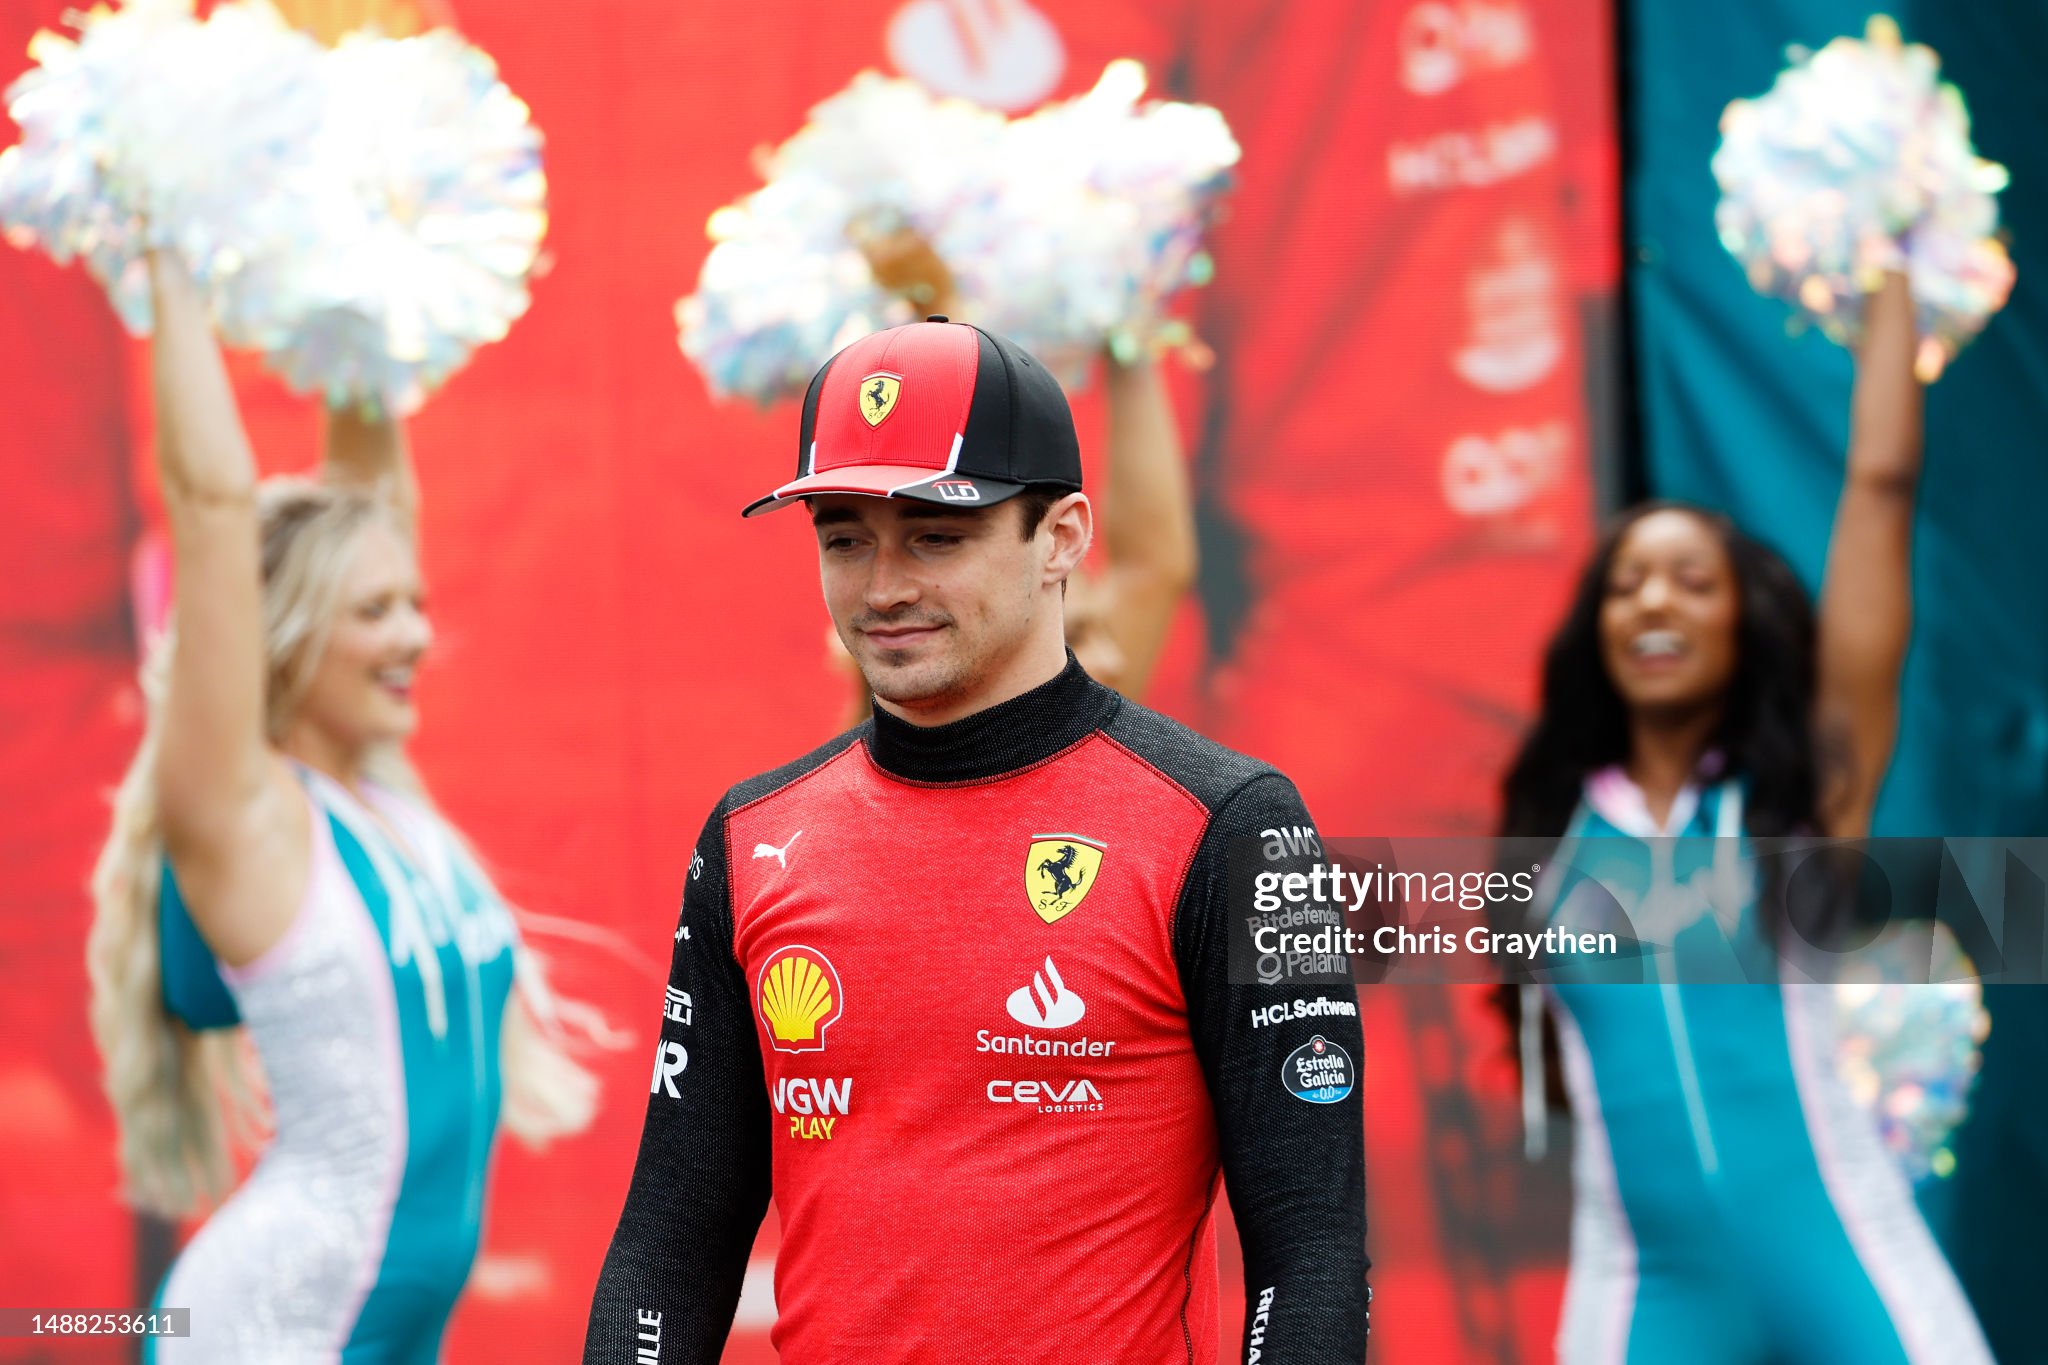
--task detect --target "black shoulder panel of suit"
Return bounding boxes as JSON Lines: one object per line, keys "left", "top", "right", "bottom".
{"left": 1106, "top": 700, "right": 1373, "bottom": 1361}
{"left": 1100, "top": 696, "right": 1277, "bottom": 807}
{"left": 582, "top": 726, "right": 867, "bottom": 1365}
{"left": 725, "top": 723, "right": 873, "bottom": 811}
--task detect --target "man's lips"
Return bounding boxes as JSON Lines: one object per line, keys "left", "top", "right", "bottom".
{"left": 863, "top": 624, "right": 944, "bottom": 648}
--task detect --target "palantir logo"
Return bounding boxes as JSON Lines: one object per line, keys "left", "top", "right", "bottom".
{"left": 1007, "top": 955, "right": 1085, "bottom": 1029}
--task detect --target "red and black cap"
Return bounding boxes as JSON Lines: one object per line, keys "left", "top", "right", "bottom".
{"left": 742, "top": 317, "right": 1082, "bottom": 517}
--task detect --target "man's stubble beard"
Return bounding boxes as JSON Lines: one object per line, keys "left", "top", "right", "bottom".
{"left": 859, "top": 636, "right": 979, "bottom": 712}
{"left": 852, "top": 581, "right": 1038, "bottom": 714}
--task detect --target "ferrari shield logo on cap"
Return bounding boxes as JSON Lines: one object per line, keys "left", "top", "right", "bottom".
{"left": 1025, "top": 835, "right": 1106, "bottom": 925}
{"left": 858, "top": 372, "right": 902, "bottom": 427}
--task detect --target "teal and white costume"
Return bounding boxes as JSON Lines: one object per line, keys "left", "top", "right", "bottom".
{"left": 151, "top": 766, "right": 518, "bottom": 1363}
{"left": 1535, "top": 763, "right": 1990, "bottom": 1364}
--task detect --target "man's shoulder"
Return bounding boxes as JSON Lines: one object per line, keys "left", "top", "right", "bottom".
{"left": 1099, "top": 695, "right": 1296, "bottom": 816}
{"left": 715, "top": 723, "right": 872, "bottom": 822}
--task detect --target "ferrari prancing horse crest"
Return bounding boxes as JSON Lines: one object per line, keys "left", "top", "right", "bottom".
{"left": 859, "top": 372, "right": 902, "bottom": 427}
{"left": 1026, "top": 834, "right": 1106, "bottom": 924}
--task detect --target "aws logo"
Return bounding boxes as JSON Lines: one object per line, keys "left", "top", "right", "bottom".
{"left": 757, "top": 946, "right": 844, "bottom": 1054}
{"left": 1261, "top": 824, "right": 1323, "bottom": 861}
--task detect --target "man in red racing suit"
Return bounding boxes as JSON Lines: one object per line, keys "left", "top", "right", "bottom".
{"left": 585, "top": 318, "right": 1369, "bottom": 1364}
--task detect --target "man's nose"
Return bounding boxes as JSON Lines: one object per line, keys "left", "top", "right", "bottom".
{"left": 864, "top": 540, "right": 922, "bottom": 613}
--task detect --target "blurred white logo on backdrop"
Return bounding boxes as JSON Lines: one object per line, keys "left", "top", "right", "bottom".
{"left": 1400, "top": 1, "right": 1534, "bottom": 97}
{"left": 1441, "top": 421, "right": 1570, "bottom": 517}
{"left": 1454, "top": 218, "right": 1562, "bottom": 393}
{"left": 889, "top": 0, "right": 1067, "bottom": 112}
{"left": 1387, "top": 113, "right": 1556, "bottom": 196}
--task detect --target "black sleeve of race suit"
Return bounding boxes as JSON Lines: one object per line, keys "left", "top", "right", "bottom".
{"left": 585, "top": 799, "right": 771, "bottom": 1365}
{"left": 1176, "top": 773, "right": 1371, "bottom": 1362}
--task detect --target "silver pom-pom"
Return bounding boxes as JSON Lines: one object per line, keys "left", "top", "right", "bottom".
{"left": 1713, "top": 15, "right": 2014, "bottom": 381}
{"left": 238, "top": 29, "right": 548, "bottom": 416}
{"left": 0, "top": 0, "right": 325, "bottom": 331}
{"left": 951, "top": 59, "right": 1237, "bottom": 383}
{"left": 1832, "top": 924, "right": 1990, "bottom": 1184}
{"left": 678, "top": 74, "right": 993, "bottom": 404}
{"left": 677, "top": 61, "right": 1237, "bottom": 404}
{"left": 0, "top": 4, "right": 545, "bottom": 415}
{"left": 678, "top": 175, "right": 914, "bottom": 405}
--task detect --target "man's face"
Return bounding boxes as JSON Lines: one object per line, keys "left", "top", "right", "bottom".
{"left": 811, "top": 494, "right": 1054, "bottom": 714}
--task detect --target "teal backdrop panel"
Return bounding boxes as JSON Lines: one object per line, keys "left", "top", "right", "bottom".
{"left": 1626, "top": 4, "right": 2048, "bottom": 1362}
{"left": 1626, "top": 0, "right": 2048, "bottom": 839}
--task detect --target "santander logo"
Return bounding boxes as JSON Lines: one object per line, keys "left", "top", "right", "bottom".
{"left": 1006, "top": 956, "right": 1084, "bottom": 1029}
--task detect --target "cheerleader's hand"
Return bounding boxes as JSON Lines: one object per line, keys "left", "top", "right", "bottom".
{"left": 852, "top": 223, "right": 960, "bottom": 319}
{"left": 267, "top": 0, "right": 428, "bottom": 44}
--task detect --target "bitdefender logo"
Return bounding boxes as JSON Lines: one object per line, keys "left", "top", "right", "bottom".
{"left": 1007, "top": 956, "right": 1084, "bottom": 1029}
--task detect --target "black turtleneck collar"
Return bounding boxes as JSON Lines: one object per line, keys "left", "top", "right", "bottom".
{"left": 864, "top": 651, "right": 1120, "bottom": 783}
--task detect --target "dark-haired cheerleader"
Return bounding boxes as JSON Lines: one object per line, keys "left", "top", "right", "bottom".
{"left": 1503, "top": 274, "right": 1990, "bottom": 1364}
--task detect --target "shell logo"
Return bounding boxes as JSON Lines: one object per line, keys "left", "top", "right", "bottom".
{"left": 756, "top": 946, "right": 844, "bottom": 1054}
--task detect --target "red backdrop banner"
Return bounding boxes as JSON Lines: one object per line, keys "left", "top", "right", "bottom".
{"left": 0, "top": 1, "right": 1612, "bottom": 1359}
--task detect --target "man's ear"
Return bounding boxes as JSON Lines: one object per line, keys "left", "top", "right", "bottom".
{"left": 1042, "top": 492, "right": 1093, "bottom": 587}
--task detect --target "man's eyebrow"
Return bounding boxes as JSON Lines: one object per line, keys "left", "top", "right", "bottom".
{"left": 810, "top": 505, "right": 860, "bottom": 527}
